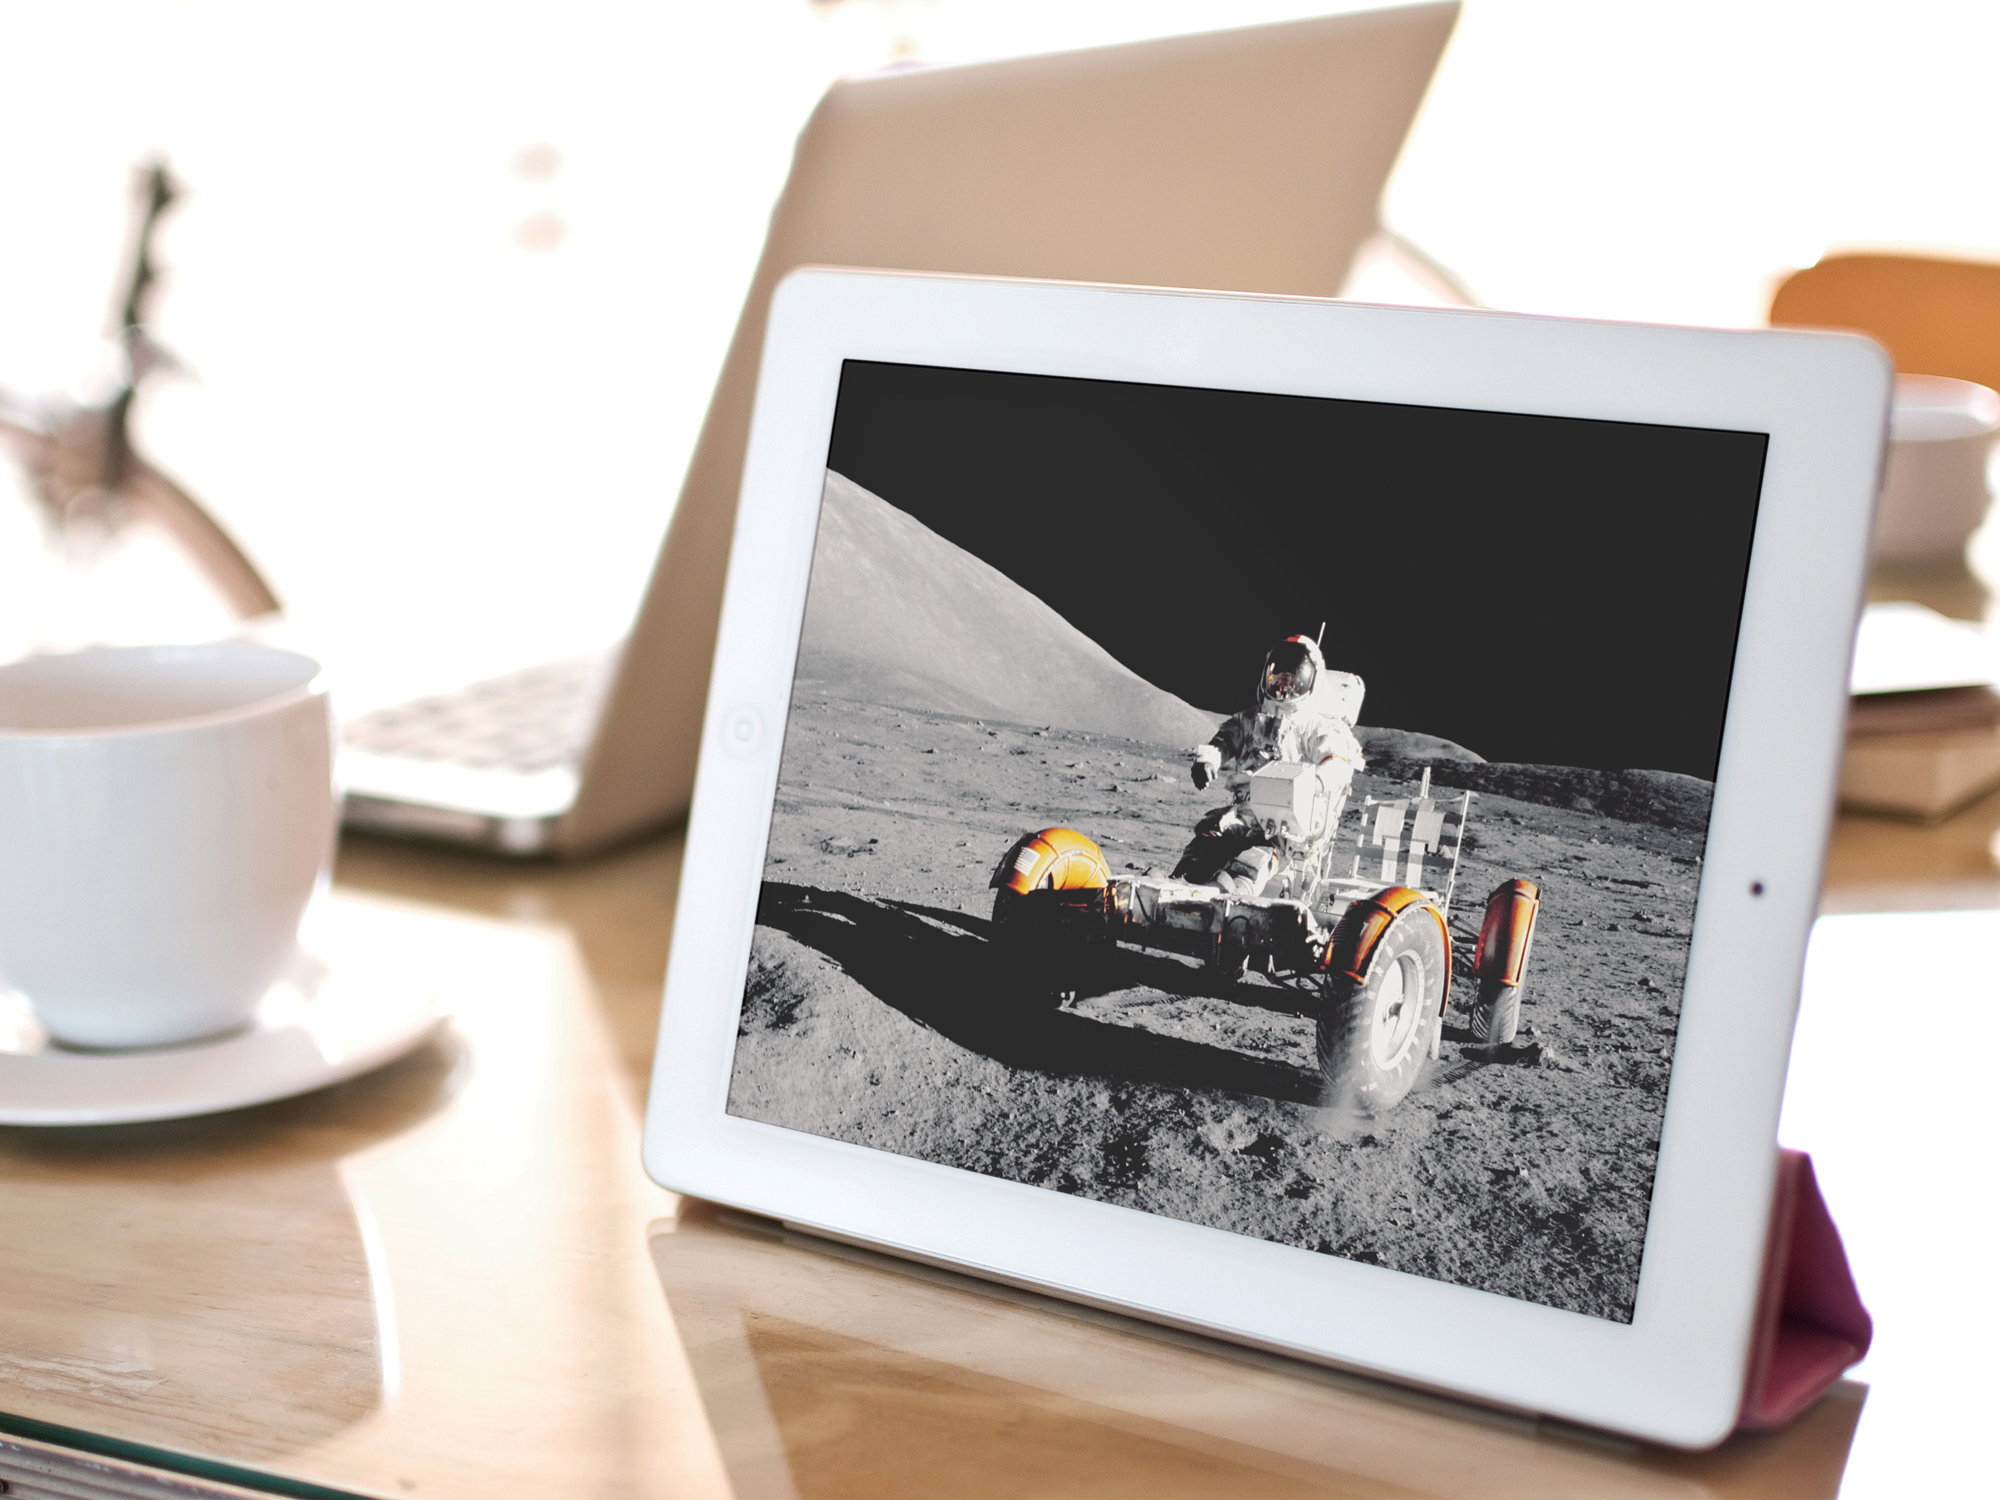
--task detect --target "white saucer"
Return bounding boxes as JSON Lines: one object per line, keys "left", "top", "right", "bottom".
{"left": 0, "top": 899, "right": 450, "bottom": 1126}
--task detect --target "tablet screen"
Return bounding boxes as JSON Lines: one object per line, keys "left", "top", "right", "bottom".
{"left": 728, "top": 359, "right": 1767, "bottom": 1324}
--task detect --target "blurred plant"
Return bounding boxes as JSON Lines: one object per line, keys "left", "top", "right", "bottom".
{"left": 0, "top": 158, "right": 280, "bottom": 621}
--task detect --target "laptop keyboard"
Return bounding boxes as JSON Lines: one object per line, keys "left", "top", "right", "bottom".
{"left": 343, "top": 651, "right": 615, "bottom": 774}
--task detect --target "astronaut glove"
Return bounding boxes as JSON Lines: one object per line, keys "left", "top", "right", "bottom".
{"left": 1190, "top": 745, "right": 1222, "bottom": 791}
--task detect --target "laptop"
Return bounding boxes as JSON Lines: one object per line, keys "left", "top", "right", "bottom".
{"left": 338, "top": 3, "right": 1461, "bottom": 856}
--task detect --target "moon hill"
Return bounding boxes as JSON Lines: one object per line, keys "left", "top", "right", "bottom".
{"left": 802, "top": 473, "right": 1502, "bottom": 761}
{"left": 797, "top": 472, "right": 1223, "bottom": 748}
{"left": 797, "top": 473, "right": 1712, "bottom": 834}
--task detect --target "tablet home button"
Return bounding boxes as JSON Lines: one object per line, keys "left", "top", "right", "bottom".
{"left": 722, "top": 707, "right": 764, "bottom": 756}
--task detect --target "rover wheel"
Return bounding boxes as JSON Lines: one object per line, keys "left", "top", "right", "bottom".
{"left": 1470, "top": 879, "right": 1541, "bottom": 1046}
{"left": 1470, "top": 978, "right": 1522, "bottom": 1046}
{"left": 1318, "top": 902, "right": 1448, "bottom": 1112}
{"left": 991, "top": 881, "right": 1108, "bottom": 1005}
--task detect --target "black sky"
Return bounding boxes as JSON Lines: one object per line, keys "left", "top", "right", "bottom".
{"left": 823, "top": 360, "right": 1765, "bottom": 779}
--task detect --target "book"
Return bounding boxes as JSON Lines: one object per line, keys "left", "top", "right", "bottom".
{"left": 1842, "top": 685, "right": 2000, "bottom": 819}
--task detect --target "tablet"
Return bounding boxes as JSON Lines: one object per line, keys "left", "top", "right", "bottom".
{"left": 644, "top": 268, "right": 1889, "bottom": 1447}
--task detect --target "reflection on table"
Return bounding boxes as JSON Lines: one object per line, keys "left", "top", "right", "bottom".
{"left": 0, "top": 879, "right": 721, "bottom": 1500}
{"left": 655, "top": 1197, "right": 1862, "bottom": 1499}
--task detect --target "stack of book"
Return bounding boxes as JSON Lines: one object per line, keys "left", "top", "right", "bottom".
{"left": 1842, "top": 602, "right": 2000, "bottom": 820}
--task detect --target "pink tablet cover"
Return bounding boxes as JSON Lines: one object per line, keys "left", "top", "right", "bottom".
{"left": 1737, "top": 1149, "right": 1872, "bottom": 1430}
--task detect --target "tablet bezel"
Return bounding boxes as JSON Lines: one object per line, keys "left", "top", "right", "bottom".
{"left": 643, "top": 268, "right": 1889, "bottom": 1448}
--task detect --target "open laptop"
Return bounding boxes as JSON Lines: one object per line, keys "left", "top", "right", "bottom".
{"left": 338, "top": 2, "right": 1460, "bottom": 856}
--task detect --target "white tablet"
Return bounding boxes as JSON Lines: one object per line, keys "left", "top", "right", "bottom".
{"left": 643, "top": 268, "right": 1889, "bottom": 1448}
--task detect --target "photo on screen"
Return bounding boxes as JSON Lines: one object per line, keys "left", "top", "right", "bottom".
{"left": 727, "top": 360, "right": 1766, "bottom": 1323}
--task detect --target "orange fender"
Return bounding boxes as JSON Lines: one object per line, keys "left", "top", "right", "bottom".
{"left": 991, "top": 827, "right": 1111, "bottom": 895}
{"left": 1474, "top": 879, "right": 1541, "bottom": 987}
{"left": 1323, "top": 886, "right": 1452, "bottom": 1012}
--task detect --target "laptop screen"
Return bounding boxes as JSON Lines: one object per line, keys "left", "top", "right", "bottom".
{"left": 728, "top": 357, "right": 1767, "bottom": 1325}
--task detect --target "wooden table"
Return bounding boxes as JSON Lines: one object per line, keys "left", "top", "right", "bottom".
{"left": 2, "top": 796, "right": 1993, "bottom": 1500}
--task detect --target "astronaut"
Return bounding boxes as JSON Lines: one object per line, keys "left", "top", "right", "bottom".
{"left": 1173, "top": 634, "right": 1365, "bottom": 897}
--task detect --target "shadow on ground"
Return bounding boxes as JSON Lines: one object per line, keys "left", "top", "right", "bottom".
{"left": 755, "top": 883, "right": 1322, "bottom": 1106}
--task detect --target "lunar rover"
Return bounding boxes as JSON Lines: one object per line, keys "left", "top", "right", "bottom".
{"left": 990, "top": 761, "right": 1542, "bottom": 1114}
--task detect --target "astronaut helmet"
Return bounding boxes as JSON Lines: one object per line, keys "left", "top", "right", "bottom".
{"left": 1256, "top": 635, "right": 1325, "bottom": 713}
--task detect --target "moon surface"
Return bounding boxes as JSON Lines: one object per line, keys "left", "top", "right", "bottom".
{"left": 730, "top": 471, "right": 1708, "bottom": 1322}
{"left": 730, "top": 691, "right": 1704, "bottom": 1322}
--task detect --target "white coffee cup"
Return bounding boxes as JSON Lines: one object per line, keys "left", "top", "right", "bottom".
{"left": 0, "top": 642, "right": 335, "bottom": 1049}
{"left": 1874, "top": 374, "right": 2000, "bottom": 566}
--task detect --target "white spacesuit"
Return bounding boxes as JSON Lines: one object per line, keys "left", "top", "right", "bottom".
{"left": 1176, "top": 634, "right": 1365, "bottom": 897}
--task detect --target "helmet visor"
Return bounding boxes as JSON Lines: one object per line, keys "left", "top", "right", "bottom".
{"left": 1261, "top": 641, "right": 1317, "bottom": 703}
